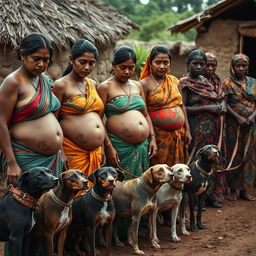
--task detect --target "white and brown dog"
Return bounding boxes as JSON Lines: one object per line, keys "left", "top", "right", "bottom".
{"left": 112, "top": 164, "right": 174, "bottom": 255}
{"left": 148, "top": 164, "right": 192, "bottom": 248}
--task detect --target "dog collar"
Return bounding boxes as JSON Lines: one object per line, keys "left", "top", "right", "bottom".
{"left": 169, "top": 183, "right": 183, "bottom": 192}
{"left": 139, "top": 177, "right": 157, "bottom": 194}
{"left": 49, "top": 189, "right": 73, "bottom": 208}
{"left": 195, "top": 161, "right": 212, "bottom": 177}
{"left": 8, "top": 184, "right": 38, "bottom": 209}
{"left": 91, "top": 188, "right": 112, "bottom": 202}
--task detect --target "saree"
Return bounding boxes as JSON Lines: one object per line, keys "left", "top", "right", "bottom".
{"left": 1, "top": 75, "right": 64, "bottom": 176}
{"left": 222, "top": 75, "right": 256, "bottom": 192}
{"left": 180, "top": 75, "right": 226, "bottom": 199}
{"left": 105, "top": 95, "right": 149, "bottom": 179}
{"left": 146, "top": 74, "right": 185, "bottom": 166}
{"left": 60, "top": 78, "right": 103, "bottom": 182}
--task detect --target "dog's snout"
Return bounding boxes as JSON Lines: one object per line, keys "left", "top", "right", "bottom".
{"left": 109, "top": 179, "right": 114, "bottom": 184}
{"left": 53, "top": 177, "right": 59, "bottom": 184}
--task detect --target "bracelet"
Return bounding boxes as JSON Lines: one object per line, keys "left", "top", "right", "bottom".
{"left": 150, "top": 133, "right": 156, "bottom": 137}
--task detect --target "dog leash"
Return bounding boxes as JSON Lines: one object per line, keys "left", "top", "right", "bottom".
{"left": 116, "top": 164, "right": 139, "bottom": 179}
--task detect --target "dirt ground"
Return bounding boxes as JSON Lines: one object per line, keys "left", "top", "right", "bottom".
{"left": 1, "top": 196, "right": 256, "bottom": 256}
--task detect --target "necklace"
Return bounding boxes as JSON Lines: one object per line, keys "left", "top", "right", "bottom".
{"left": 120, "top": 83, "right": 131, "bottom": 97}
{"left": 151, "top": 73, "right": 165, "bottom": 87}
{"left": 30, "top": 76, "right": 40, "bottom": 91}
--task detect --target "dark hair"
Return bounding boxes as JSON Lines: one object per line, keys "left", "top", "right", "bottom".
{"left": 16, "top": 32, "right": 53, "bottom": 60}
{"left": 149, "top": 45, "right": 172, "bottom": 63}
{"left": 112, "top": 46, "right": 136, "bottom": 65}
{"left": 186, "top": 49, "right": 207, "bottom": 64}
{"left": 63, "top": 39, "right": 98, "bottom": 76}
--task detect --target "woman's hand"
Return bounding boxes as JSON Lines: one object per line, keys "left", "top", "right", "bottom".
{"left": 237, "top": 116, "right": 248, "bottom": 126}
{"left": 105, "top": 145, "right": 120, "bottom": 167}
{"left": 219, "top": 101, "right": 227, "bottom": 114}
{"left": 207, "top": 104, "right": 222, "bottom": 114}
{"left": 148, "top": 136, "right": 157, "bottom": 159}
{"left": 185, "top": 130, "right": 192, "bottom": 145}
{"left": 247, "top": 115, "right": 256, "bottom": 125}
{"left": 7, "top": 162, "right": 22, "bottom": 185}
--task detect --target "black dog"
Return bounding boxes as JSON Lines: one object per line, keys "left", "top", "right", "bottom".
{"left": 0, "top": 167, "right": 59, "bottom": 256}
{"left": 65, "top": 166, "right": 124, "bottom": 256}
{"left": 180, "top": 145, "right": 220, "bottom": 233}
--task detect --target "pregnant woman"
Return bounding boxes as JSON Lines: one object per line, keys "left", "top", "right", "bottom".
{"left": 140, "top": 45, "right": 191, "bottom": 166}
{"left": 53, "top": 39, "right": 105, "bottom": 183}
{"left": 97, "top": 46, "right": 157, "bottom": 178}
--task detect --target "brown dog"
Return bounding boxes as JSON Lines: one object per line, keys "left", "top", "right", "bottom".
{"left": 112, "top": 164, "right": 173, "bottom": 255}
{"left": 30, "top": 169, "right": 88, "bottom": 256}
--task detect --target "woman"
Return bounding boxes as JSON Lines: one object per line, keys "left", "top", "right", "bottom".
{"left": 222, "top": 54, "right": 256, "bottom": 201}
{"left": 53, "top": 39, "right": 105, "bottom": 183}
{"left": 180, "top": 49, "right": 226, "bottom": 207}
{"left": 0, "top": 32, "right": 64, "bottom": 185}
{"left": 140, "top": 45, "right": 191, "bottom": 166}
{"left": 97, "top": 46, "right": 157, "bottom": 178}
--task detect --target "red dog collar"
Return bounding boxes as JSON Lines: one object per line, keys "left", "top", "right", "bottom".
{"left": 8, "top": 184, "right": 38, "bottom": 209}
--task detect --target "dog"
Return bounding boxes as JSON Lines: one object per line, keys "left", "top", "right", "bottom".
{"left": 112, "top": 164, "right": 174, "bottom": 255}
{"left": 29, "top": 169, "right": 88, "bottom": 256}
{"left": 180, "top": 144, "right": 220, "bottom": 233}
{"left": 148, "top": 164, "right": 192, "bottom": 248}
{"left": 65, "top": 166, "right": 123, "bottom": 256}
{"left": 0, "top": 167, "right": 58, "bottom": 256}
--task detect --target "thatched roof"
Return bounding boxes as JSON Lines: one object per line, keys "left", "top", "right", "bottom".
{"left": 168, "top": 0, "right": 245, "bottom": 34}
{"left": 0, "top": 0, "right": 139, "bottom": 49}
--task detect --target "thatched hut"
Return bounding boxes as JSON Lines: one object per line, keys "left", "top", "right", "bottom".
{"left": 0, "top": 0, "right": 138, "bottom": 83}
{"left": 168, "top": 0, "right": 256, "bottom": 79}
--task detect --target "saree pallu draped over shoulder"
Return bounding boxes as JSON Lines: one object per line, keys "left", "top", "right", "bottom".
{"left": 1, "top": 75, "right": 64, "bottom": 177}
{"left": 222, "top": 76, "right": 256, "bottom": 192}
{"left": 180, "top": 75, "right": 226, "bottom": 199}
{"left": 60, "top": 78, "right": 103, "bottom": 185}
{"left": 147, "top": 74, "right": 185, "bottom": 166}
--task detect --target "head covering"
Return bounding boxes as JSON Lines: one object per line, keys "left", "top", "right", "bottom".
{"left": 230, "top": 54, "right": 249, "bottom": 79}
{"left": 139, "top": 47, "right": 155, "bottom": 80}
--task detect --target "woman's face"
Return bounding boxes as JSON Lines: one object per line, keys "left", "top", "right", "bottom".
{"left": 113, "top": 59, "right": 136, "bottom": 82}
{"left": 22, "top": 48, "right": 50, "bottom": 76}
{"left": 71, "top": 52, "right": 96, "bottom": 78}
{"left": 188, "top": 55, "right": 206, "bottom": 77}
{"left": 233, "top": 59, "right": 248, "bottom": 79}
{"left": 204, "top": 57, "right": 217, "bottom": 78}
{"left": 150, "top": 53, "right": 170, "bottom": 77}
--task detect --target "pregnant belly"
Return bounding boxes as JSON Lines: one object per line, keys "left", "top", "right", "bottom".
{"left": 150, "top": 106, "right": 185, "bottom": 131}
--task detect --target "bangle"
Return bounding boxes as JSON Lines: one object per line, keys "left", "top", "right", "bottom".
{"left": 150, "top": 133, "right": 156, "bottom": 137}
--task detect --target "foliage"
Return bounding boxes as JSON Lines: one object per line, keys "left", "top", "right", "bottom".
{"left": 133, "top": 44, "right": 149, "bottom": 79}
{"left": 101, "top": 0, "right": 217, "bottom": 42}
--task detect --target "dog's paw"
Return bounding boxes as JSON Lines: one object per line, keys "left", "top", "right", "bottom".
{"left": 134, "top": 249, "right": 145, "bottom": 255}
{"left": 188, "top": 225, "right": 198, "bottom": 232}
{"left": 181, "top": 230, "right": 191, "bottom": 236}
{"left": 151, "top": 239, "right": 161, "bottom": 248}
{"left": 197, "top": 224, "right": 207, "bottom": 230}
{"left": 171, "top": 235, "right": 181, "bottom": 242}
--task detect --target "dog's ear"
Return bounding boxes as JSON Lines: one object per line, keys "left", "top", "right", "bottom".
{"left": 88, "top": 168, "right": 100, "bottom": 183}
{"left": 15, "top": 171, "right": 29, "bottom": 187}
{"left": 143, "top": 167, "right": 153, "bottom": 184}
{"left": 59, "top": 172, "right": 65, "bottom": 188}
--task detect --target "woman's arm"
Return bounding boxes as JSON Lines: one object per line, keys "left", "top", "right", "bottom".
{"left": 0, "top": 77, "right": 22, "bottom": 184}
{"left": 138, "top": 82, "right": 157, "bottom": 159}
{"left": 182, "top": 87, "right": 220, "bottom": 115}
{"left": 52, "top": 79, "right": 65, "bottom": 118}
{"left": 225, "top": 96, "right": 248, "bottom": 126}
{"left": 97, "top": 83, "right": 120, "bottom": 166}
